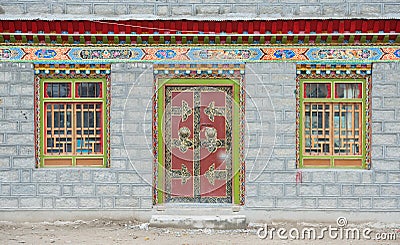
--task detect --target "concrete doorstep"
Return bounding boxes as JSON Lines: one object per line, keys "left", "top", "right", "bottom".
{"left": 149, "top": 214, "right": 247, "bottom": 229}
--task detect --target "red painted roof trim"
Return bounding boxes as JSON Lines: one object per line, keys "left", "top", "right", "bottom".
{"left": 1, "top": 19, "right": 399, "bottom": 35}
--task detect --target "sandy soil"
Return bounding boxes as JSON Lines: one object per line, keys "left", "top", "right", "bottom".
{"left": 0, "top": 219, "right": 399, "bottom": 245}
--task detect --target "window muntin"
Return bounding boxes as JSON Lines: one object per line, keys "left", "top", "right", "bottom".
{"left": 300, "top": 80, "right": 365, "bottom": 168}
{"left": 41, "top": 80, "right": 106, "bottom": 167}
{"left": 304, "top": 103, "right": 362, "bottom": 156}
{"left": 45, "top": 103, "right": 103, "bottom": 155}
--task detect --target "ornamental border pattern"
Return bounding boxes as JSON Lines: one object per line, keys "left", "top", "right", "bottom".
{"left": 1, "top": 46, "right": 400, "bottom": 64}
{"left": 152, "top": 63, "right": 246, "bottom": 205}
{"left": 295, "top": 64, "right": 372, "bottom": 169}
{"left": 33, "top": 64, "right": 112, "bottom": 168}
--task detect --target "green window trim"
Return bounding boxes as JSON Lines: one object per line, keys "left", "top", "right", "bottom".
{"left": 299, "top": 79, "right": 367, "bottom": 169}
{"left": 40, "top": 78, "right": 108, "bottom": 168}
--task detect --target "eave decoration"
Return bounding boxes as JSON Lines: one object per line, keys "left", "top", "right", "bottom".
{"left": 0, "top": 19, "right": 399, "bottom": 64}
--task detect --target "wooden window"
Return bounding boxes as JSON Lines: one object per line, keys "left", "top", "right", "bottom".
{"left": 41, "top": 80, "right": 106, "bottom": 167}
{"left": 300, "top": 80, "right": 366, "bottom": 168}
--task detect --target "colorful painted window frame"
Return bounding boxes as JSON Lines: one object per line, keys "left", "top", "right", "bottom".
{"left": 34, "top": 64, "right": 111, "bottom": 168}
{"left": 296, "top": 64, "right": 372, "bottom": 169}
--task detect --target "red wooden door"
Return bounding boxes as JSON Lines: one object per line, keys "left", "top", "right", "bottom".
{"left": 164, "top": 86, "right": 232, "bottom": 203}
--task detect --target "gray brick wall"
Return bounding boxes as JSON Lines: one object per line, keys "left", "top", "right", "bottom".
{"left": 0, "top": 0, "right": 399, "bottom": 18}
{"left": 245, "top": 62, "right": 400, "bottom": 211}
{"left": 0, "top": 62, "right": 153, "bottom": 210}
{"left": 0, "top": 61, "right": 399, "bottom": 214}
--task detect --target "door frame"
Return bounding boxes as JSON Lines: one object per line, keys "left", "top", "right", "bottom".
{"left": 153, "top": 78, "right": 245, "bottom": 205}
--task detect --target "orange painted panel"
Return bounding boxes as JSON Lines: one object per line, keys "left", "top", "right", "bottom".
{"left": 303, "top": 159, "right": 331, "bottom": 167}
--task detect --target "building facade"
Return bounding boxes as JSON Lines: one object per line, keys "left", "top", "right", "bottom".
{"left": 0, "top": 0, "right": 399, "bottom": 225}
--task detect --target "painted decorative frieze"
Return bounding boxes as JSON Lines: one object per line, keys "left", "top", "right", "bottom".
{"left": 2, "top": 46, "right": 400, "bottom": 64}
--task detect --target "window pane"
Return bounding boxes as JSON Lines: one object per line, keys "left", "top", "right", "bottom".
{"left": 96, "top": 111, "right": 101, "bottom": 127}
{"left": 77, "top": 82, "right": 101, "bottom": 98}
{"left": 333, "top": 103, "right": 362, "bottom": 155}
{"left": 75, "top": 103, "right": 103, "bottom": 155}
{"left": 303, "top": 103, "right": 331, "bottom": 154}
{"left": 76, "top": 111, "right": 81, "bottom": 127}
{"left": 335, "top": 83, "right": 361, "bottom": 98}
{"left": 83, "top": 111, "right": 95, "bottom": 127}
{"left": 304, "top": 83, "right": 331, "bottom": 98}
{"left": 46, "top": 111, "right": 52, "bottom": 127}
{"left": 45, "top": 103, "right": 73, "bottom": 155}
{"left": 45, "top": 83, "right": 70, "bottom": 98}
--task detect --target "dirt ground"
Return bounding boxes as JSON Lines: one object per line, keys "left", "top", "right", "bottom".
{"left": 0, "top": 219, "right": 399, "bottom": 245}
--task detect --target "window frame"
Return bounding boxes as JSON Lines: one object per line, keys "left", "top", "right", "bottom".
{"left": 299, "top": 78, "right": 367, "bottom": 169}
{"left": 39, "top": 78, "right": 108, "bottom": 168}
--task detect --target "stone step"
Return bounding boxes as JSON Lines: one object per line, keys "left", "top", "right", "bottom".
{"left": 150, "top": 214, "right": 247, "bottom": 229}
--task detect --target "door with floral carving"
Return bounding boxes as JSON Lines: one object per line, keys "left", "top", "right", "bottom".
{"left": 163, "top": 85, "right": 233, "bottom": 203}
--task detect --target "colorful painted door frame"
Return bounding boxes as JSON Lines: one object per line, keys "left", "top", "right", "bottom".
{"left": 153, "top": 64, "right": 246, "bottom": 205}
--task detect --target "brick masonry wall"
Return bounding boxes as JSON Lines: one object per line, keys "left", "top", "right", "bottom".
{"left": 245, "top": 62, "right": 400, "bottom": 211}
{"left": 0, "top": 0, "right": 399, "bottom": 18}
{"left": 0, "top": 61, "right": 399, "bottom": 212}
{"left": 0, "top": 62, "right": 153, "bottom": 210}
